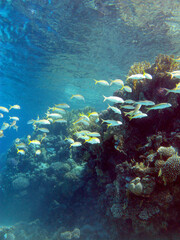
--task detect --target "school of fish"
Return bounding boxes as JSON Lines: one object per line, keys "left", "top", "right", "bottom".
{"left": 1, "top": 67, "right": 179, "bottom": 155}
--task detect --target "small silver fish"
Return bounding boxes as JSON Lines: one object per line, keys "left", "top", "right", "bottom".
{"left": 122, "top": 85, "right": 132, "bottom": 93}
{"left": 129, "top": 113, "right": 147, "bottom": 120}
{"left": 85, "top": 137, "right": 100, "bottom": 144}
{"left": 146, "top": 103, "right": 172, "bottom": 112}
{"left": 70, "top": 142, "right": 82, "bottom": 148}
{"left": 128, "top": 74, "right": 145, "bottom": 80}
{"left": 107, "top": 105, "right": 122, "bottom": 114}
{"left": 135, "top": 100, "right": 155, "bottom": 106}
{"left": 103, "top": 95, "right": 124, "bottom": 103}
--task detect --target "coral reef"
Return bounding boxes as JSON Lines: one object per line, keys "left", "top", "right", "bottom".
{"left": 0, "top": 54, "right": 180, "bottom": 239}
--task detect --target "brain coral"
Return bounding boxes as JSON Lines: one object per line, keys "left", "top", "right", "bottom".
{"left": 162, "top": 154, "right": 180, "bottom": 184}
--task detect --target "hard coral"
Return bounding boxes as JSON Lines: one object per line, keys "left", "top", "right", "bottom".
{"left": 128, "top": 177, "right": 143, "bottom": 196}
{"left": 157, "top": 146, "right": 176, "bottom": 159}
{"left": 152, "top": 54, "right": 180, "bottom": 76}
{"left": 128, "top": 61, "right": 151, "bottom": 76}
{"left": 162, "top": 154, "right": 180, "bottom": 184}
{"left": 128, "top": 176, "right": 155, "bottom": 197}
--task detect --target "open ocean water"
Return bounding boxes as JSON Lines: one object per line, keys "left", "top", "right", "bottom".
{"left": 0, "top": 0, "right": 180, "bottom": 240}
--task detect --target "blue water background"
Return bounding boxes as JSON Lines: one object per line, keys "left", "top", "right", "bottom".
{"left": 0, "top": 0, "right": 179, "bottom": 157}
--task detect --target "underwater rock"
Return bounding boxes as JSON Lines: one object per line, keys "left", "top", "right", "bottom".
{"left": 49, "top": 162, "right": 71, "bottom": 176}
{"left": 146, "top": 152, "right": 157, "bottom": 163}
{"left": 71, "top": 228, "right": 80, "bottom": 239}
{"left": 60, "top": 231, "right": 72, "bottom": 240}
{"left": 152, "top": 190, "right": 173, "bottom": 209}
{"left": 5, "top": 233, "right": 15, "bottom": 240}
{"left": 141, "top": 175, "right": 155, "bottom": 195}
{"left": 12, "top": 176, "right": 30, "bottom": 191}
{"left": 138, "top": 204, "right": 160, "bottom": 220}
{"left": 110, "top": 203, "right": 124, "bottom": 218}
{"left": 0, "top": 227, "right": 13, "bottom": 240}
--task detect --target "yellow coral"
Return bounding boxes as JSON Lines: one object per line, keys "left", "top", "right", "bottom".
{"left": 153, "top": 54, "right": 180, "bottom": 75}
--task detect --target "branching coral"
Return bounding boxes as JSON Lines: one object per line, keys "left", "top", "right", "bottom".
{"left": 152, "top": 54, "right": 180, "bottom": 76}
{"left": 128, "top": 61, "right": 151, "bottom": 76}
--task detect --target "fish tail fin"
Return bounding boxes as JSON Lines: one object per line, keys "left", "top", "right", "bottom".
{"left": 17, "top": 149, "right": 19, "bottom": 154}
{"left": 94, "top": 79, "right": 98, "bottom": 84}
{"left": 120, "top": 86, "right": 124, "bottom": 90}
{"left": 9, "top": 105, "right": 12, "bottom": 111}
{"left": 109, "top": 79, "right": 113, "bottom": 86}
{"left": 103, "top": 95, "right": 107, "bottom": 102}
{"left": 107, "top": 124, "right": 111, "bottom": 128}
{"left": 9, "top": 116, "right": 11, "bottom": 120}
{"left": 70, "top": 95, "right": 74, "bottom": 99}
{"left": 170, "top": 57, "right": 175, "bottom": 64}
{"left": 166, "top": 72, "right": 173, "bottom": 79}
{"left": 128, "top": 115, "right": 133, "bottom": 120}
{"left": 164, "top": 88, "right": 170, "bottom": 95}
{"left": 146, "top": 108, "right": 150, "bottom": 113}
{"left": 107, "top": 104, "right": 111, "bottom": 109}
{"left": 101, "top": 119, "right": 105, "bottom": 124}
{"left": 28, "top": 140, "right": 31, "bottom": 145}
{"left": 124, "top": 111, "right": 129, "bottom": 116}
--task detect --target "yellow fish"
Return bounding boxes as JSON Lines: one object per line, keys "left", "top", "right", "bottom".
{"left": 94, "top": 79, "right": 109, "bottom": 86}
{"left": 71, "top": 94, "right": 85, "bottom": 101}
{"left": 17, "top": 149, "right": 25, "bottom": 155}
{"left": 88, "top": 112, "right": 99, "bottom": 117}
{"left": 55, "top": 103, "right": 70, "bottom": 108}
{"left": 70, "top": 142, "right": 82, "bottom": 148}
{"left": 9, "top": 105, "right": 20, "bottom": 110}
{"left": 28, "top": 140, "right": 41, "bottom": 146}
{"left": 0, "top": 130, "right": 4, "bottom": 138}
{"left": 0, "top": 106, "right": 9, "bottom": 113}
{"left": 35, "top": 149, "right": 41, "bottom": 156}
